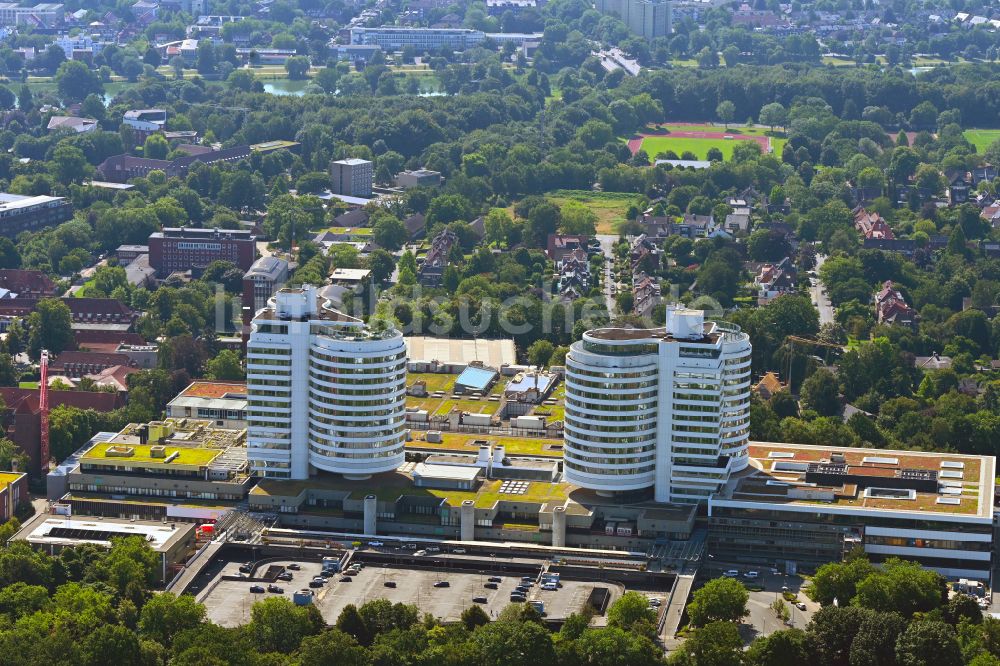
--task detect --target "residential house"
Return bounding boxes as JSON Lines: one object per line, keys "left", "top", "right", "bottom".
{"left": 555, "top": 248, "right": 591, "bottom": 301}
{"left": 0, "top": 270, "right": 57, "bottom": 298}
{"left": 546, "top": 234, "right": 591, "bottom": 262}
{"left": 854, "top": 208, "right": 894, "bottom": 240}
{"left": 875, "top": 280, "right": 918, "bottom": 328}
{"left": 418, "top": 228, "right": 458, "bottom": 287}
{"left": 915, "top": 353, "right": 952, "bottom": 371}
{"left": 404, "top": 213, "right": 426, "bottom": 240}
{"left": 48, "top": 351, "right": 135, "bottom": 378}
{"left": 632, "top": 271, "right": 660, "bottom": 317}
{"left": 753, "top": 371, "right": 785, "bottom": 400}
{"left": 755, "top": 256, "right": 797, "bottom": 304}
{"left": 945, "top": 169, "right": 972, "bottom": 204}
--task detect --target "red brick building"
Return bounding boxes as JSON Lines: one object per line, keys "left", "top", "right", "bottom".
{"left": 0, "top": 388, "right": 125, "bottom": 475}
{"left": 148, "top": 228, "right": 257, "bottom": 278}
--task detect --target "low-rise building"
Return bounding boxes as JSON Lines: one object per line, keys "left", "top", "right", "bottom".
{"left": 395, "top": 169, "right": 442, "bottom": 189}
{"left": 166, "top": 381, "right": 248, "bottom": 429}
{"left": 46, "top": 116, "right": 98, "bottom": 133}
{"left": 0, "top": 471, "right": 26, "bottom": 524}
{"left": 709, "top": 442, "right": 995, "bottom": 581}
{"left": 419, "top": 228, "right": 458, "bottom": 287}
{"left": 13, "top": 513, "right": 196, "bottom": 582}
{"left": 854, "top": 208, "right": 894, "bottom": 240}
{"left": 0, "top": 193, "right": 72, "bottom": 237}
{"left": 875, "top": 280, "right": 918, "bottom": 328}
{"left": 0, "top": 269, "right": 57, "bottom": 298}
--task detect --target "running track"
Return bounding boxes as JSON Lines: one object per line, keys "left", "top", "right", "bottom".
{"left": 628, "top": 129, "right": 771, "bottom": 156}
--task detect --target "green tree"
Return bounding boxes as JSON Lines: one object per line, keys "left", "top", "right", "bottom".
{"left": 746, "top": 628, "right": 810, "bottom": 666}
{"left": 81, "top": 624, "right": 141, "bottom": 666}
{"left": 668, "top": 621, "right": 743, "bottom": 666}
{"left": 800, "top": 368, "right": 841, "bottom": 417}
{"left": 716, "top": 100, "right": 736, "bottom": 129}
{"left": 747, "top": 228, "right": 791, "bottom": 261}
{"left": 249, "top": 596, "right": 322, "bottom": 654}
{"left": 527, "top": 339, "right": 554, "bottom": 368}
{"left": 849, "top": 611, "right": 907, "bottom": 666}
{"left": 55, "top": 60, "right": 103, "bottom": 102}
{"left": 285, "top": 56, "right": 311, "bottom": 79}
{"left": 196, "top": 40, "right": 216, "bottom": 76}
{"left": 366, "top": 248, "right": 395, "bottom": 284}
{"left": 854, "top": 558, "right": 945, "bottom": 617}
{"left": 205, "top": 350, "right": 244, "bottom": 380}
{"left": 50, "top": 144, "right": 91, "bottom": 184}
{"left": 472, "top": 615, "right": 556, "bottom": 666}
{"left": 372, "top": 213, "right": 407, "bottom": 251}
{"left": 895, "top": 620, "right": 962, "bottom": 666}
{"left": 297, "top": 629, "right": 371, "bottom": 666}
{"left": 808, "top": 555, "right": 876, "bottom": 606}
{"left": 608, "top": 591, "right": 658, "bottom": 631}
{"left": 687, "top": 577, "right": 749, "bottom": 627}
{"left": 138, "top": 592, "right": 206, "bottom": 646}
{"left": 559, "top": 201, "right": 598, "bottom": 235}
{"left": 28, "top": 298, "right": 74, "bottom": 358}
{"left": 143, "top": 133, "right": 169, "bottom": 160}
{"left": 461, "top": 604, "right": 491, "bottom": 630}
{"left": 759, "top": 102, "right": 787, "bottom": 131}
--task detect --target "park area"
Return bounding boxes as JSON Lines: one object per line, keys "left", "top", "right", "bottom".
{"left": 628, "top": 124, "right": 786, "bottom": 161}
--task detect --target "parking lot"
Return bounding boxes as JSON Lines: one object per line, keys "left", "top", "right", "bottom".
{"left": 199, "top": 559, "right": 326, "bottom": 627}
{"left": 700, "top": 565, "right": 818, "bottom": 639}
{"left": 196, "top": 553, "right": 642, "bottom": 625}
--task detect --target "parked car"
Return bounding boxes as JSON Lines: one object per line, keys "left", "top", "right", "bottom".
{"left": 287, "top": 563, "right": 301, "bottom": 570}
{"left": 308, "top": 580, "right": 324, "bottom": 588}
{"left": 384, "top": 581, "right": 397, "bottom": 588}
{"left": 239, "top": 563, "right": 254, "bottom": 574}
{"left": 484, "top": 582, "right": 498, "bottom": 590}
{"left": 414, "top": 550, "right": 427, "bottom": 556}
{"left": 452, "top": 548, "right": 466, "bottom": 554}
{"left": 521, "top": 576, "right": 534, "bottom": 583}
{"left": 744, "top": 571, "right": 759, "bottom": 579}
{"left": 510, "top": 594, "right": 526, "bottom": 602}
{"left": 368, "top": 540, "right": 384, "bottom": 547}
{"left": 426, "top": 546, "right": 441, "bottom": 553}
{"left": 339, "top": 576, "right": 353, "bottom": 583}
{"left": 488, "top": 576, "right": 502, "bottom": 583}
{"left": 796, "top": 602, "right": 807, "bottom": 611}
{"left": 542, "top": 583, "right": 558, "bottom": 591}
{"left": 267, "top": 584, "right": 283, "bottom": 593}
{"left": 433, "top": 581, "right": 450, "bottom": 588}
{"left": 723, "top": 570, "right": 740, "bottom": 578}
{"left": 473, "top": 596, "right": 488, "bottom": 604}
{"left": 249, "top": 585, "right": 265, "bottom": 593}
{"left": 277, "top": 572, "right": 293, "bottom": 582}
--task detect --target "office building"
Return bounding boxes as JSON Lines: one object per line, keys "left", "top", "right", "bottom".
{"left": 0, "top": 193, "right": 72, "bottom": 237}
{"left": 349, "top": 27, "right": 542, "bottom": 51}
{"left": 594, "top": 0, "right": 671, "bottom": 39}
{"left": 246, "top": 286, "right": 408, "bottom": 480}
{"left": 329, "top": 158, "right": 373, "bottom": 198}
{"left": 0, "top": 3, "right": 63, "bottom": 27}
{"left": 148, "top": 227, "right": 257, "bottom": 278}
{"left": 562, "top": 306, "right": 751, "bottom": 503}
{"left": 242, "top": 255, "right": 289, "bottom": 324}
{"left": 709, "top": 443, "right": 995, "bottom": 581}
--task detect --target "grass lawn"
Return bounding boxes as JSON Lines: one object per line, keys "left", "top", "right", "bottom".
{"left": 546, "top": 189, "right": 638, "bottom": 234}
{"left": 406, "top": 394, "right": 501, "bottom": 417}
{"left": 408, "top": 372, "right": 457, "bottom": 393}
{"left": 407, "top": 432, "right": 563, "bottom": 457}
{"left": 17, "top": 381, "right": 38, "bottom": 389}
{"left": 964, "top": 129, "right": 1000, "bottom": 152}
{"left": 641, "top": 134, "right": 787, "bottom": 161}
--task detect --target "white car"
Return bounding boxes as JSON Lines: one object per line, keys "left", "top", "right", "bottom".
{"left": 796, "top": 602, "right": 807, "bottom": 611}
{"left": 723, "top": 570, "right": 740, "bottom": 578}
{"left": 744, "top": 571, "right": 759, "bottom": 579}
{"left": 414, "top": 550, "right": 427, "bottom": 556}
{"left": 368, "top": 540, "right": 384, "bottom": 547}
{"left": 542, "top": 583, "right": 558, "bottom": 591}
{"left": 452, "top": 548, "right": 466, "bottom": 554}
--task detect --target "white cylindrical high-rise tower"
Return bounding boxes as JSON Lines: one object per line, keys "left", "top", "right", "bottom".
{"left": 246, "top": 286, "right": 407, "bottom": 480}
{"left": 562, "top": 307, "right": 751, "bottom": 504}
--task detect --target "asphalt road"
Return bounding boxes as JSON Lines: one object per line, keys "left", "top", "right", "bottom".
{"left": 596, "top": 234, "right": 617, "bottom": 315}
{"left": 811, "top": 253, "right": 835, "bottom": 326}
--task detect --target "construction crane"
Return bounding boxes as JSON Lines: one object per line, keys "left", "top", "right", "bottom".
{"left": 39, "top": 349, "right": 50, "bottom": 471}
{"left": 782, "top": 335, "right": 847, "bottom": 394}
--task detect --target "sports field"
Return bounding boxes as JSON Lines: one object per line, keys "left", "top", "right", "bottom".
{"left": 629, "top": 124, "right": 786, "bottom": 161}
{"left": 964, "top": 129, "right": 1000, "bottom": 153}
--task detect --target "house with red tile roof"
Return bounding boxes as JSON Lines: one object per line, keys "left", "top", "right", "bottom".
{"left": 875, "top": 280, "right": 918, "bottom": 329}
{"left": 854, "top": 208, "right": 895, "bottom": 240}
